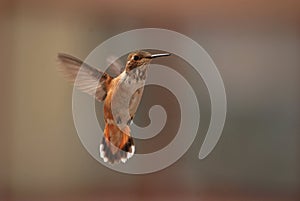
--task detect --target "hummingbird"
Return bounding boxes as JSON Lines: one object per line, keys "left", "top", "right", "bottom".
{"left": 58, "top": 51, "right": 171, "bottom": 164}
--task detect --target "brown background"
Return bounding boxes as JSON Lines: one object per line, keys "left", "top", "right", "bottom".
{"left": 0, "top": 0, "right": 300, "bottom": 200}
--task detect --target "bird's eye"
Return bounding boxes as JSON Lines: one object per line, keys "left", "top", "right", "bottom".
{"left": 133, "top": 55, "right": 139, "bottom": 61}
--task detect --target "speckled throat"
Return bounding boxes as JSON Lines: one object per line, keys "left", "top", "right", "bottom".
{"left": 122, "top": 64, "right": 148, "bottom": 86}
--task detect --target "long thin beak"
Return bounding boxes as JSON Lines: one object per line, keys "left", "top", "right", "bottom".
{"left": 147, "top": 53, "right": 171, "bottom": 59}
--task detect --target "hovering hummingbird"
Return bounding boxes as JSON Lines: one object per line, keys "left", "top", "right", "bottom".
{"left": 58, "top": 51, "right": 171, "bottom": 164}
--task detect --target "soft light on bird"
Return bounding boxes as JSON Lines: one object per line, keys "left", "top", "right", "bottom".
{"left": 58, "top": 51, "right": 171, "bottom": 164}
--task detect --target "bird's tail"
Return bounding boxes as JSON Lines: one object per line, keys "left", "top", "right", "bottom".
{"left": 100, "top": 124, "right": 135, "bottom": 164}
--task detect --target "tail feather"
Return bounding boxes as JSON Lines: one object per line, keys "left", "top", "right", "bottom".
{"left": 100, "top": 124, "right": 135, "bottom": 164}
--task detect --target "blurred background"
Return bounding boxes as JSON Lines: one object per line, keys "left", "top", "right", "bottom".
{"left": 0, "top": 0, "right": 300, "bottom": 200}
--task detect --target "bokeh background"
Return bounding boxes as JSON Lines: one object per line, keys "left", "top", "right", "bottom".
{"left": 0, "top": 0, "right": 300, "bottom": 200}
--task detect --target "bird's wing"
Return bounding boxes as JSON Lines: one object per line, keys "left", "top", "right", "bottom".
{"left": 57, "top": 53, "right": 112, "bottom": 102}
{"left": 106, "top": 55, "right": 124, "bottom": 77}
{"left": 129, "top": 87, "right": 145, "bottom": 121}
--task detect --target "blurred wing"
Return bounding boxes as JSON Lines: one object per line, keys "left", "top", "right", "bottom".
{"left": 106, "top": 55, "right": 124, "bottom": 77}
{"left": 57, "top": 53, "right": 112, "bottom": 102}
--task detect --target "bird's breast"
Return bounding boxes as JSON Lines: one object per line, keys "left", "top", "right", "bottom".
{"left": 104, "top": 68, "right": 147, "bottom": 129}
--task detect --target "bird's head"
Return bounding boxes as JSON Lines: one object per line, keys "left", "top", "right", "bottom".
{"left": 125, "top": 51, "right": 170, "bottom": 72}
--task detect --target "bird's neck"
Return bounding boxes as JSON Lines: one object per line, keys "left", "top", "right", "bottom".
{"left": 115, "top": 67, "right": 147, "bottom": 94}
{"left": 122, "top": 65, "right": 147, "bottom": 83}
